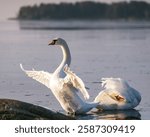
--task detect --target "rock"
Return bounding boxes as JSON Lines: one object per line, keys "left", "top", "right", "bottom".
{"left": 0, "top": 99, "right": 75, "bottom": 120}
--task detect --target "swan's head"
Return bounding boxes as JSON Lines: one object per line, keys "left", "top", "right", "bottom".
{"left": 48, "top": 38, "right": 67, "bottom": 46}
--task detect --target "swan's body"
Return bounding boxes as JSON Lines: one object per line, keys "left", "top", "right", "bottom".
{"left": 94, "top": 78, "right": 141, "bottom": 110}
{"left": 20, "top": 38, "right": 98, "bottom": 114}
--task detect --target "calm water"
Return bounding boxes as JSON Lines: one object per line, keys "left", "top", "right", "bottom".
{"left": 0, "top": 20, "right": 150, "bottom": 119}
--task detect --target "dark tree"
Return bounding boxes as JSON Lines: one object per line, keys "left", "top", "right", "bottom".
{"left": 17, "top": 1, "right": 150, "bottom": 20}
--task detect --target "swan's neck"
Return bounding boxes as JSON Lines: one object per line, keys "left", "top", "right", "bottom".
{"left": 54, "top": 43, "right": 71, "bottom": 77}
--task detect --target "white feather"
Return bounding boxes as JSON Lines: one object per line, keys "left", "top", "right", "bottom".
{"left": 94, "top": 78, "right": 141, "bottom": 110}
{"left": 20, "top": 64, "right": 52, "bottom": 88}
{"left": 20, "top": 38, "right": 97, "bottom": 114}
{"left": 63, "top": 64, "right": 89, "bottom": 100}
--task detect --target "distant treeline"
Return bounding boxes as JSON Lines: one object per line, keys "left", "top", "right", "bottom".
{"left": 17, "top": 1, "right": 150, "bottom": 20}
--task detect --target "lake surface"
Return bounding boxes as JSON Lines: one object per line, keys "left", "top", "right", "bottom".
{"left": 0, "top": 20, "right": 150, "bottom": 119}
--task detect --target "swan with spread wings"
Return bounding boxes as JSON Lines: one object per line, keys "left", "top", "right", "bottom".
{"left": 20, "top": 38, "right": 98, "bottom": 114}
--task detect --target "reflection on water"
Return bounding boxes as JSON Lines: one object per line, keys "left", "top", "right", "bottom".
{"left": 95, "top": 109, "right": 141, "bottom": 120}
{"left": 19, "top": 20, "right": 150, "bottom": 30}
{"left": 76, "top": 109, "right": 141, "bottom": 120}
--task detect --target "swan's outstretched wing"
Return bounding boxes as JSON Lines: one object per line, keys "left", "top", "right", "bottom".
{"left": 63, "top": 65, "right": 90, "bottom": 100}
{"left": 20, "top": 64, "right": 52, "bottom": 88}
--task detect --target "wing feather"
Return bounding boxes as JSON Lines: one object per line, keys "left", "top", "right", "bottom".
{"left": 20, "top": 64, "right": 52, "bottom": 88}
{"left": 63, "top": 65, "right": 89, "bottom": 100}
{"left": 106, "top": 91, "right": 126, "bottom": 102}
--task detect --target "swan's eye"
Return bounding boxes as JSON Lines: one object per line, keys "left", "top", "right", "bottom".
{"left": 51, "top": 40, "right": 57, "bottom": 45}
{"left": 49, "top": 39, "right": 57, "bottom": 45}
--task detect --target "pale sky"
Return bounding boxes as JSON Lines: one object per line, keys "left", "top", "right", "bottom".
{"left": 0, "top": 0, "right": 149, "bottom": 20}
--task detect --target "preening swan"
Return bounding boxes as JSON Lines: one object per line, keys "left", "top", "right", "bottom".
{"left": 20, "top": 38, "right": 98, "bottom": 114}
{"left": 94, "top": 78, "right": 141, "bottom": 110}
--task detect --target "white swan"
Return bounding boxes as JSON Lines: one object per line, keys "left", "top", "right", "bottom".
{"left": 20, "top": 38, "right": 98, "bottom": 114}
{"left": 94, "top": 78, "right": 141, "bottom": 110}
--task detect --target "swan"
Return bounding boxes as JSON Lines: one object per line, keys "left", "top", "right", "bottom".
{"left": 20, "top": 38, "right": 98, "bottom": 115}
{"left": 94, "top": 78, "right": 141, "bottom": 110}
